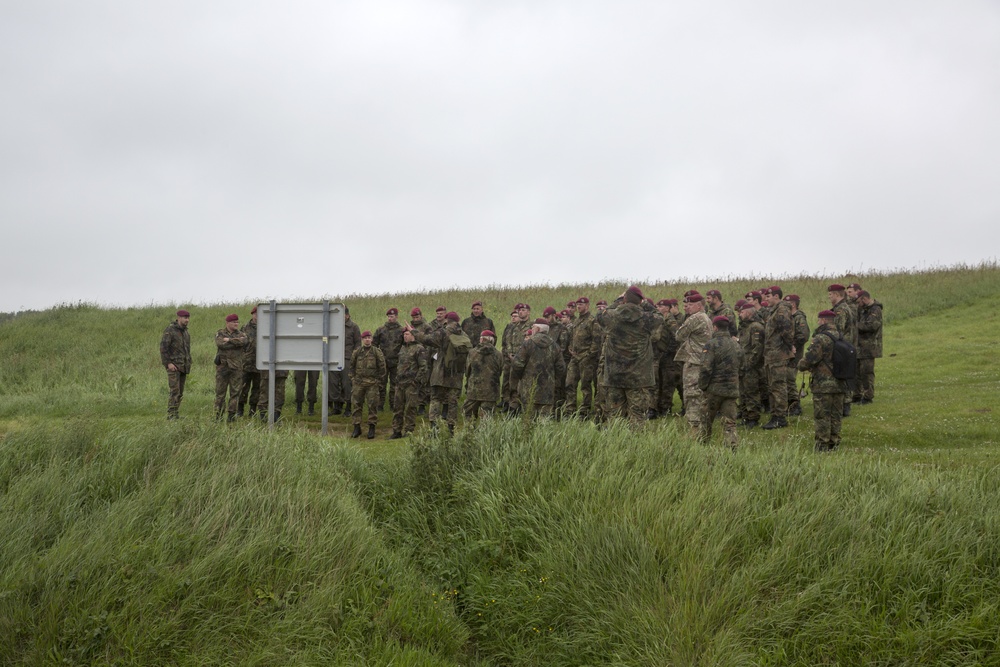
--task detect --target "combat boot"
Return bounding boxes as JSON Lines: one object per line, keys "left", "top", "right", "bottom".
{"left": 331, "top": 402, "right": 343, "bottom": 416}
{"left": 448, "top": 423, "right": 454, "bottom": 435}
{"left": 351, "top": 424, "right": 362, "bottom": 438}
{"left": 646, "top": 409, "right": 658, "bottom": 420}
{"left": 273, "top": 410, "right": 282, "bottom": 423}
{"left": 843, "top": 403, "right": 851, "bottom": 417}
{"left": 788, "top": 404, "right": 802, "bottom": 417}
{"left": 761, "top": 417, "right": 788, "bottom": 430}
{"left": 388, "top": 430, "right": 403, "bottom": 440}
{"left": 307, "top": 402, "right": 315, "bottom": 416}
{"left": 227, "top": 412, "right": 237, "bottom": 423}
{"left": 343, "top": 401, "right": 352, "bottom": 415}
{"left": 367, "top": 425, "right": 376, "bottom": 439}
{"left": 295, "top": 401, "right": 302, "bottom": 415}
{"left": 740, "top": 419, "right": 759, "bottom": 428}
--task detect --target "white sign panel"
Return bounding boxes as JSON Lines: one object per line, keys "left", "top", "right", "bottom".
{"left": 256, "top": 302, "right": 346, "bottom": 372}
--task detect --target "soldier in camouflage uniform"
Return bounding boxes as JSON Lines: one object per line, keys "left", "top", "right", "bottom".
{"left": 373, "top": 307, "right": 405, "bottom": 412}
{"left": 257, "top": 370, "right": 289, "bottom": 422}
{"left": 501, "top": 304, "right": 531, "bottom": 412}
{"left": 411, "top": 312, "right": 470, "bottom": 433}
{"left": 330, "top": 307, "right": 361, "bottom": 415}
{"left": 829, "top": 284, "right": 858, "bottom": 416}
{"left": 784, "top": 295, "right": 810, "bottom": 417}
{"left": 389, "top": 329, "right": 428, "bottom": 438}
{"left": 461, "top": 301, "right": 495, "bottom": 349}
{"left": 674, "top": 294, "right": 713, "bottom": 435}
{"left": 543, "top": 307, "right": 570, "bottom": 410}
{"left": 237, "top": 307, "right": 260, "bottom": 417}
{"left": 214, "top": 314, "right": 248, "bottom": 422}
{"left": 564, "top": 297, "right": 599, "bottom": 418}
{"left": 350, "top": 331, "right": 386, "bottom": 439}
{"left": 737, "top": 302, "right": 765, "bottom": 427}
{"left": 465, "top": 330, "right": 503, "bottom": 422}
{"left": 408, "top": 307, "right": 433, "bottom": 414}
{"left": 160, "top": 309, "right": 192, "bottom": 420}
{"left": 595, "top": 287, "right": 663, "bottom": 429}
{"left": 706, "top": 290, "right": 738, "bottom": 337}
{"left": 511, "top": 320, "right": 566, "bottom": 418}
{"left": 799, "top": 310, "right": 847, "bottom": 451}
{"left": 699, "top": 316, "right": 743, "bottom": 448}
{"left": 294, "top": 370, "right": 319, "bottom": 415}
{"left": 855, "top": 290, "right": 883, "bottom": 404}
{"left": 592, "top": 299, "right": 612, "bottom": 422}
{"left": 762, "top": 287, "right": 795, "bottom": 429}
{"left": 653, "top": 299, "right": 681, "bottom": 417}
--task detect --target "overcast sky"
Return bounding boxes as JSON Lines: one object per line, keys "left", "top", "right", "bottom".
{"left": 3, "top": 1, "right": 999, "bottom": 312}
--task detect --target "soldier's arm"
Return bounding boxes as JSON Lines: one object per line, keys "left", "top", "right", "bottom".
{"left": 160, "top": 331, "right": 172, "bottom": 367}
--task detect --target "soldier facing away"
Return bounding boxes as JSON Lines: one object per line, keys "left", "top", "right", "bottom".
{"left": 699, "top": 316, "right": 744, "bottom": 448}
{"left": 798, "top": 310, "right": 847, "bottom": 452}
{"left": 160, "top": 309, "right": 192, "bottom": 420}
{"left": 510, "top": 319, "right": 566, "bottom": 419}
{"left": 855, "top": 290, "right": 883, "bottom": 404}
{"left": 465, "top": 330, "right": 503, "bottom": 422}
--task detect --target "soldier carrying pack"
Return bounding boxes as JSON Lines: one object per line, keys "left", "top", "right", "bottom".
{"left": 819, "top": 331, "right": 857, "bottom": 381}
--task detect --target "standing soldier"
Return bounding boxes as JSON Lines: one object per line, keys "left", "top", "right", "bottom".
{"left": 855, "top": 290, "right": 883, "bottom": 404}
{"left": 462, "top": 301, "right": 496, "bottom": 349}
{"left": 293, "top": 370, "right": 319, "bottom": 416}
{"left": 784, "top": 295, "right": 810, "bottom": 417}
{"left": 798, "top": 310, "right": 847, "bottom": 451}
{"left": 408, "top": 307, "right": 432, "bottom": 414}
{"left": 543, "top": 306, "right": 570, "bottom": 411}
{"left": 511, "top": 319, "right": 566, "bottom": 418}
{"left": 596, "top": 287, "right": 663, "bottom": 429}
{"left": 652, "top": 299, "right": 681, "bottom": 418}
{"left": 828, "top": 284, "right": 858, "bottom": 417}
{"left": 330, "top": 306, "right": 361, "bottom": 416}
{"left": 160, "top": 309, "right": 192, "bottom": 420}
{"left": 350, "top": 331, "right": 387, "bottom": 439}
{"left": 214, "top": 314, "right": 248, "bottom": 422}
{"left": 564, "top": 297, "right": 599, "bottom": 418}
{"left": 737, "top": 302, "right": 765, "bottom": 427}
{"left": 501, "top": 304, "right": 531, "bottom": 413}
{"left": 389, "top": 329, "right": 428, "bottom": 439}
{"left": 410, "top": 312, "right": 470, "bottom": 434}
{"left": 237, "top": 306, "right": 260, "bottom": 418}
{"left": 706, "top": 290, "right": 738, "bottom": 337}
{"left": 373, "top": 307, "right": 405, "bottom": 412}
{"left": 674, "top": 294, "right": 712, "bottom": 435}
{"left": 762, "top": 287, "right": 795, "bottom": 429}
{"left": 698, "top": 316, "right": 743, "bottom": 448}
{"left": 465, "top": 330, "right": 503, "bottom": 422}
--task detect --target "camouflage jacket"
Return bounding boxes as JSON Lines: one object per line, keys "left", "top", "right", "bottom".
{"left": 674, "top": 311, "right": 712, "bottom": 365}
{"left": 798, "top": 323, "right": 846, "bottom": 394}
{"left": 698, "top": 330, "right": 743, "bottom": 398}
{"left": 708, "top": 302, "right": 738, "bottom": 337}
{"left": 763, "top": 300, "right": 795, "bottom": 366}
{"left": 791, "top": 310, "right": 810, "bottom": 362}
{"left": 343, "top": 320, "right": 362, "bottom": 371}
{"left": 160, "top": 321, "right": 192, "bottom": 372}
{"left": 465, "top": 344, "right": 503, "bottom": 402}
{"left": 596, "top": 300, "right": 662, "bottom": 388}
{"left": 568, "top": 310, "right": 598, "bottom": 362}
{"left": 215, "top": 327, "right": 249, "bottom": 370}
{"left": 738, "top": 319, "right": 765, "bottom": 371}
{"left": 395, "top": 341, "right": 429, "bottom": 387}
{"left": 409, "top": 317, "right": 431, "bottom": 338}
{"left": 502, "top": 319, "right": 530, "bottom": 360}
{"left": 832, "top": 299, "right": 858, "bottom": 347}
{"left": 350, "top": 345, "right": 387, "bottom": 386}
{"left": 241, "top": 320, "right": 258, "bottom": 371}
{"left": 461, "top": 313, "right": 496, "bottom": 348}
{"left": 653, "top": 317, "right": 679, "bottom": 358}
{"left": 549, "top": 322, "right": 571, "bottom": 362}
{"left": 373, "top": 320, "right": 405, "bottom": 363}
{"left": 511, "top": 332, "right": 565, "bottom": 404}
{"left": 856, "top": 300, "right": 883, "bottom": 359}
{"left": 414, "top": 321, "right": 468, "bottom": 389}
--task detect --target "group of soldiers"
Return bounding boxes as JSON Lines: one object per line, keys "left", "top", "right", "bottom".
{"left": 158, "top": 282, "right": 883, "bottom": 451}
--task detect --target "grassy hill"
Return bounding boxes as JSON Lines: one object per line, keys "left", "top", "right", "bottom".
{"left": 1, "top": 263, "right": 999, "bottom": 665}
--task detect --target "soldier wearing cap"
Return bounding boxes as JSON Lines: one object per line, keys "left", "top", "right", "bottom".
{"left": 799, "top": 310, "right": 847, "bottom": 451}
{"left": 828, "top": 284, "right": 858, "bottom": 416}
{"left": 465, "top": 330, "right": 503, "bottom": 422}
{"left": 373, "top": 307, "right": 405, "bottom": 412}
{"left": 783, "top": 295, "right": 810, "bottom": 417}
{"left": 410, "top": 312, "right": 470, "bottom": 433}
{"left": 501, "top": 304, "right": 531, "bottom": 412}
{"left": 160, "top": 309, "right": 192, "bottom": 420}
{"left": 389, "top": 328, "right": 428, "bottom": 439}
{"left": 737, "top": 302, "right": 765, "bottom": 427}
{"left": 564, "top": 297, "right": 599, "bottom": 418}
{"left": 430, "top": 306, "right": 448, "bottom": 333}
{"left": 350, "top": 330, "right": 387, "bottom": 439}
{"left": 542, "top": 306, "right": 570, "bottom": 409}
{"left": 699, "top": 316, "right": 743, "bottom": 448}
{"left": 237, "top": 306, "right": 261, "bottom": 418}
{"left": 407, "top": 307, "right": 432, "bottom": 414}
{"left": 855, "top": 290, "right": 883, "bottom": 404}
{"left": 674, "top": 293, "right": 712, "bottom": 434}
{"left": 462, "top": 301, "right": 496, "bottom": 349}
{"left": 511, "top": 318, "right": 566, "bottom": 418}
{"left": 706, "top": 290, "right": 738, "bottom": 337}
{"left": 761, "top": 287, "right": 795, "bottom": 429}
{"left": 214, "top": 314, "right": 248, "bottom": 422}
{"left": 652, "top": 299, "right": 682, "bottom": 418}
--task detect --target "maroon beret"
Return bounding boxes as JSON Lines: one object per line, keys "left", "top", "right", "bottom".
{"left": 445, "top": 311, "right": 460, "bottom": 322}
{"left": 225, "top": 314, "right": 239, "bottom": 322}
{"left": 858, "top": 290, "right": 871, "bottom": 298}
{"left": 386, "top": 307, "right": 398, "bottom": 316}
{"left": 577, "top": 296, "right": 590, "bottom": 304}
{"left": 436, "top": 306, "right": 447, "bottom": 312}
{"left": 532, "top": 318, "right": 547, "bottom": 325}
{"left": 543, "top": 306, "right": 557, "bottom": 316}
{"left": 706, "top": 289, "right": 722, "bottom": 298}
{"left": 656, "top": 299, "right": 671, "bottom": 306}
{"left": 783, "top": 294, "right": 800, "bottom": 303}
{"left": 818, "top": 310, "right": 836, "bottom": 319}
{"left": 666, "top": 299, "right": 678, "bottom": 306}
{"left": 746, "top": 290, "right": 761, "bottom": 299}
{"left": 520, "top": 303, "right": 531, "bottom": 310}
{"left": 684, "top": 289, "right": 700, "bottom": 297}
{"left": 627, "top": 285, "right": 644, "bottom": 299}
{"left": 734, "top": 299, "right": 747, "bottom": 309}
{"left": 480, "top": 329, "right": 495, "bottom": 338}
{"left": 176, "top": 309, "right": 190, "bottom": 317}
{"left": 827, "top": 284, "right": 846, "bottom": 292}
{"left": 361, "top": 330, "right": 372, "bottom": 337}
{"left": 685, "top": 294, "right": 704, "bottom": 303}
{"left": 597, "top": 299, "right": 608, "bottom": 306}
{"left": 410, "top": 307, "right": 421, "bottom": 316}
{"left": 739, "top": 302, "right": 756, "bottom": 311}
{"left": 471, "top": 300, "right": 483, "bottom": 307}
{"left": 764, "top": 286, "right": 781, "bottom": 295}
{"left": 849, "top": 282, "right": 862, "bottom": 290}
{"left": 712, "top": 316, "right": 729, "bottom": 326}
{"left": 567, "top": 301, "right": 577, "bottom": 308}
{"left": 250, "top": 306, "right": 257, "bottom": 314}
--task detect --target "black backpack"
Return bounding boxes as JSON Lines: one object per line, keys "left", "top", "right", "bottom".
{"left": 819, "top": 331, "right": 857, "bottom": 380}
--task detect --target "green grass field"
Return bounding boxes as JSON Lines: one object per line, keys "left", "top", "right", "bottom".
{"left": 1, "top": 263, "right": 999, "bottom": 665}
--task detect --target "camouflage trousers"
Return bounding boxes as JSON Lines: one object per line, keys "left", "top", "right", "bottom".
{"left": 430, "top": 386, "right": 461, "bottom": 427}
{"left": 682, "top": 363, "right": 705, "bottom": 433}
{"left": 294, "top": 370, "right": 319, "bottom": 405}
{"left": 656, "top": 357, "right": 683, "bottom": 415}
{"left": 739, "top": 367, "right": 763, "bottom": 422}
{"left": 330, "top": 369, "right": 352, "bottom": 406}
{"left": 765, "top": 362, "right": 792, "bottom": 419}
{"left": 464, "top": 399, "right": 496, "bottom": 422}
{"left": 606, "top": 386, "right": 652, "bottom": 430}
{"left": 351, "top": 383, "right": 380, "bottom": 426}
{"left": 257, "top": 371, "right": 288, "bottom": 415}
{"left": 238, "top": 370, "right": 261, "bottom": 415}
{"left": 565, "top": 356, "right": 597, "bottom": 417}
{"left": 594, "top": 382, "right": 609, "bottom": 422}
{"left": 701, "top": 394, "right": 738, "bottom": 448}
{"left": 812, "top": 391, "right": 844, "bottom": 451}
{"left": 392, "top": 383, "right": 422, "bottom": 434}
{"left": 856, "top": 358, "right": 876, "bottom": 401}
{"left": 166, "top": 371, "right": 187, "bottom": 418}
{"left": 215, "top": 366, "right": 244, "bottom": 416}
{"left": 787, "top": 356, "right": 804, "bottom": 412}
{"left": 501, "top": 359, "right": 521, "bottom": 408}
{"left": 380, "top": 361, "right": 398, "bottom": 410}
